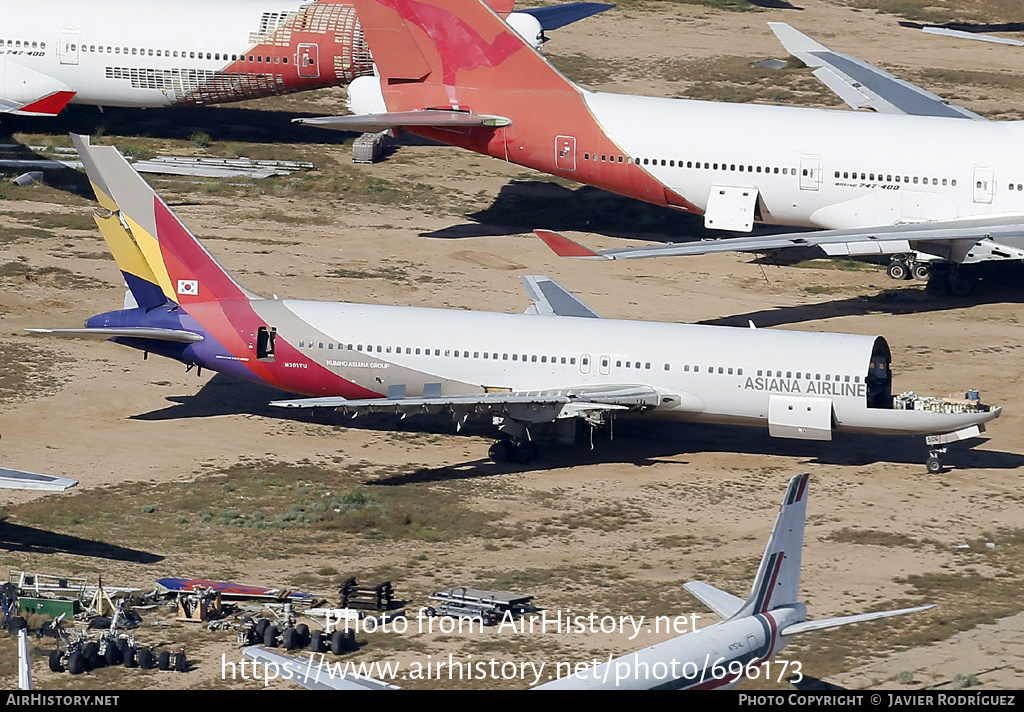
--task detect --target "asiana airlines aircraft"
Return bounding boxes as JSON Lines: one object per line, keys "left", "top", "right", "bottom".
{"left": 31, "top": 136, "right": 1000, "bottom": 471}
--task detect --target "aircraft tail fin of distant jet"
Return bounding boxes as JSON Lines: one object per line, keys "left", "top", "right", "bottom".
{"left": 349, "top": 0, "right": 580, "bottom": 114}
{"left": 731, "top": 473, "right": 808, "bottom": 619}
{"left": 71, "top": 134, "right": 258, "bottom": 306}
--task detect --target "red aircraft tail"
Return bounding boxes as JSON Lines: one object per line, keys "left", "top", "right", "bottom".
{"left": 353, "top": 0, "right": 578, "bottom": 113}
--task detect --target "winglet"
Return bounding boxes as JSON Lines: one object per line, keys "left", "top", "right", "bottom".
{"left": 535, "top": 229, "right": 603, "bottom": 258}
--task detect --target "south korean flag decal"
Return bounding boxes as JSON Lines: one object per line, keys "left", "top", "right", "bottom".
{"left": 177, "top": 279, "right": 199, "bottom": 297}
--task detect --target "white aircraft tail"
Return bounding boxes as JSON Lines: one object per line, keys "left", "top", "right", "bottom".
{"left": 732, "top": 473, "right": 808, "bottom": 619}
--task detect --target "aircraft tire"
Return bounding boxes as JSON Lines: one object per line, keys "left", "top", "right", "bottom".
{"left": 488, "top": 440, "right": 514, "bottom": 463}
{"left": 49, "top": 649, "right": 63, "bottom": 672}
{"left": 310, "top": 630, "right": 326, "bottom": 653}
{"left": 125, "top": 645, "right": 138, "bottom": 668}
{"left": 105, "top": 641, "right": 121, "bottom": 666}
{"left": 67, "top": 652, "right": 84, "bottom": 675}
{"left": 886, "top": 260, "right": 909, "bottom": 280}
{"left": 330, "top": 630, "right": 345, "bottom": 655}
{"left": 925, "top": 275, "right": 948, "bottom": 297}
{"left": 138, "top": 648, "right": 155, "bottom": 669}
{"left": 950, "top": 275, "right": 974, "bottom": 297}
{"left": 263, "top": 625, "right": 279, "bottom": 647}
{"left": 926, "top": 457, "right": 943, "bottom": 475}
{"left": 342, "top": 628, "right": 356, "bottom": 652}
{"left": 296, "top": 623, "right": 310, "bottom": 647}
{"left": 83, "top": 642, "right": 100, "bottom": 670}
{"left": 513, "top": 441, "right": 537, "bottom": 464}
{"left": 912, "top": 263, "right": 930, "bottom": 280}
{"left": 174, "top": 651, "right": 188, "bottom": 672}
{"left": 158, "top": 650, "right": 171, "bottom": 670}
{"left": 282, "top": 627, "right": 298, "bottom": 651}
{"left": 255, "top": 618, "right": 269, "bottom": 640}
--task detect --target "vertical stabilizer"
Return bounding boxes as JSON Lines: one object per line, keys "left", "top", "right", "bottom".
{"left": 350, "top": 0, "right": 579, "bottom": 112}
{"left": 732, "top": 473, "right": 808, "bottom": 619}
{"left": 71, "top": 134, "right": 257, "bottom": 306}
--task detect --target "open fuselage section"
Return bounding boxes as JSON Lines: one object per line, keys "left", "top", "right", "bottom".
{"left": 99, "top": 297, "right": 998, "bottom": 438}
{"left": 2, "top": 0, "right": 373, "bottom": 108}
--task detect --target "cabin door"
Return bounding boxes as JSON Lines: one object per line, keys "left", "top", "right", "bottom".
{"left": 555, "top": 136, "right": 576, "bottom": 171}
{"left": 799, "top": 154, "right": 822, "bottom": 191}
{"left": 59, "top": 29, "right": 80, "bottom": 66}
{"left": 297, "top": 43, "right": 320, "bottom": 78}
{"left": 973, "top": 166, "right": 994, "bottom": 204}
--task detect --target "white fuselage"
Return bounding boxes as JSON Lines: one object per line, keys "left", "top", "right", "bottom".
{"left": 1, "top": 0, "right": 371, "bottom": 108}
{"left": 245, "top": 298, "right": 998, "bottom": 438}
{"left": 537, "top": 605, "right": 803, "bottom": 690}
{"left": 583, "top": 92, "right": 1024, "bottom": 231}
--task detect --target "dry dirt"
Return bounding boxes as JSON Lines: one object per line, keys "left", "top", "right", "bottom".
{"left": 0, "top": 0, "right": 1021, "bottom": 692}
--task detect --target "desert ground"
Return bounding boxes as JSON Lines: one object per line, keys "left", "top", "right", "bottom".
{"left": 0, "top": 0, "right": 1021, "bottom": 691}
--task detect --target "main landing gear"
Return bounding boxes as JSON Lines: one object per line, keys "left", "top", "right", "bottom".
{"left": 923, "top": 264, "right": 975, "bottom": 298}
{"left": 488, "top": 439, "right": 538, "bottom": 465}
{"left": 888, "top": 257, "right": 977, "bottom": 297}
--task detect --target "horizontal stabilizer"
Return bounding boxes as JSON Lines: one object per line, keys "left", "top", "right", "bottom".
{"left": 921, "top": 26, "right": 1024, "bottom": 47}
{"left": 769, "top": 23, "right": 984, "bottom": 120}
{"left": 0, "top": 57, "right": 76, "bottom": 116}
{"left": 0, "top": 467, "right": 77, "bottom": 491}
{"left": 28, "top": 327, "right": 204, "bottom": 343}
{"left": 520, "top": 275, "right": 601, "bottom": 318}
{"left": 296, "top": 111, "right": 512, "bottom": 133}
{"left": 535, "top": 230, "right": 605, "bottom": 258}
{"left": 683, "top": 581, "right": 744, "bottom": 620}
{"left": 780, "top": 604, "right": 936, "bottom": 636}
{"left": 520, "top": 2, "right": 614, "bottom": 31}
{"left": 243, "top": 647, "right": 400, "bottom": 690}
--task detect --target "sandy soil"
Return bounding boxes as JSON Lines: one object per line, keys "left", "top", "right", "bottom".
{"left": 0, "top": 0, "right": 1022, "bottom": 691}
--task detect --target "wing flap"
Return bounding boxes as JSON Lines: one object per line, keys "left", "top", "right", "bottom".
{"left": 272, "top": 385, "right": 663, "bottom": 421}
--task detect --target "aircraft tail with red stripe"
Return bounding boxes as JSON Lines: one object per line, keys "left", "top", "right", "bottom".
{"left": 733, "top": 472, "right": 808, "bottom": 619}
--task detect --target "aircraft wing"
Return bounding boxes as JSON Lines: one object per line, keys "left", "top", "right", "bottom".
{"left": 769, "top": 23, "right": 985, "bottom": 120}
{"left": 536, "top": 215, "right": 1024, "bottom": 263}
{"left": 272, "top": 385, "right": 663, "bottom": 426}
{"left": 521, "top": 275, "right": 601, "bottom": 318}
{"left": 242, "top": 647, "right": 400, "bottom": 690}
{"left": 0, "top": 467, "right": 78, "bottom": 491}
{"left": 519, "top": 2, "right": 614, "bottom": 31}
